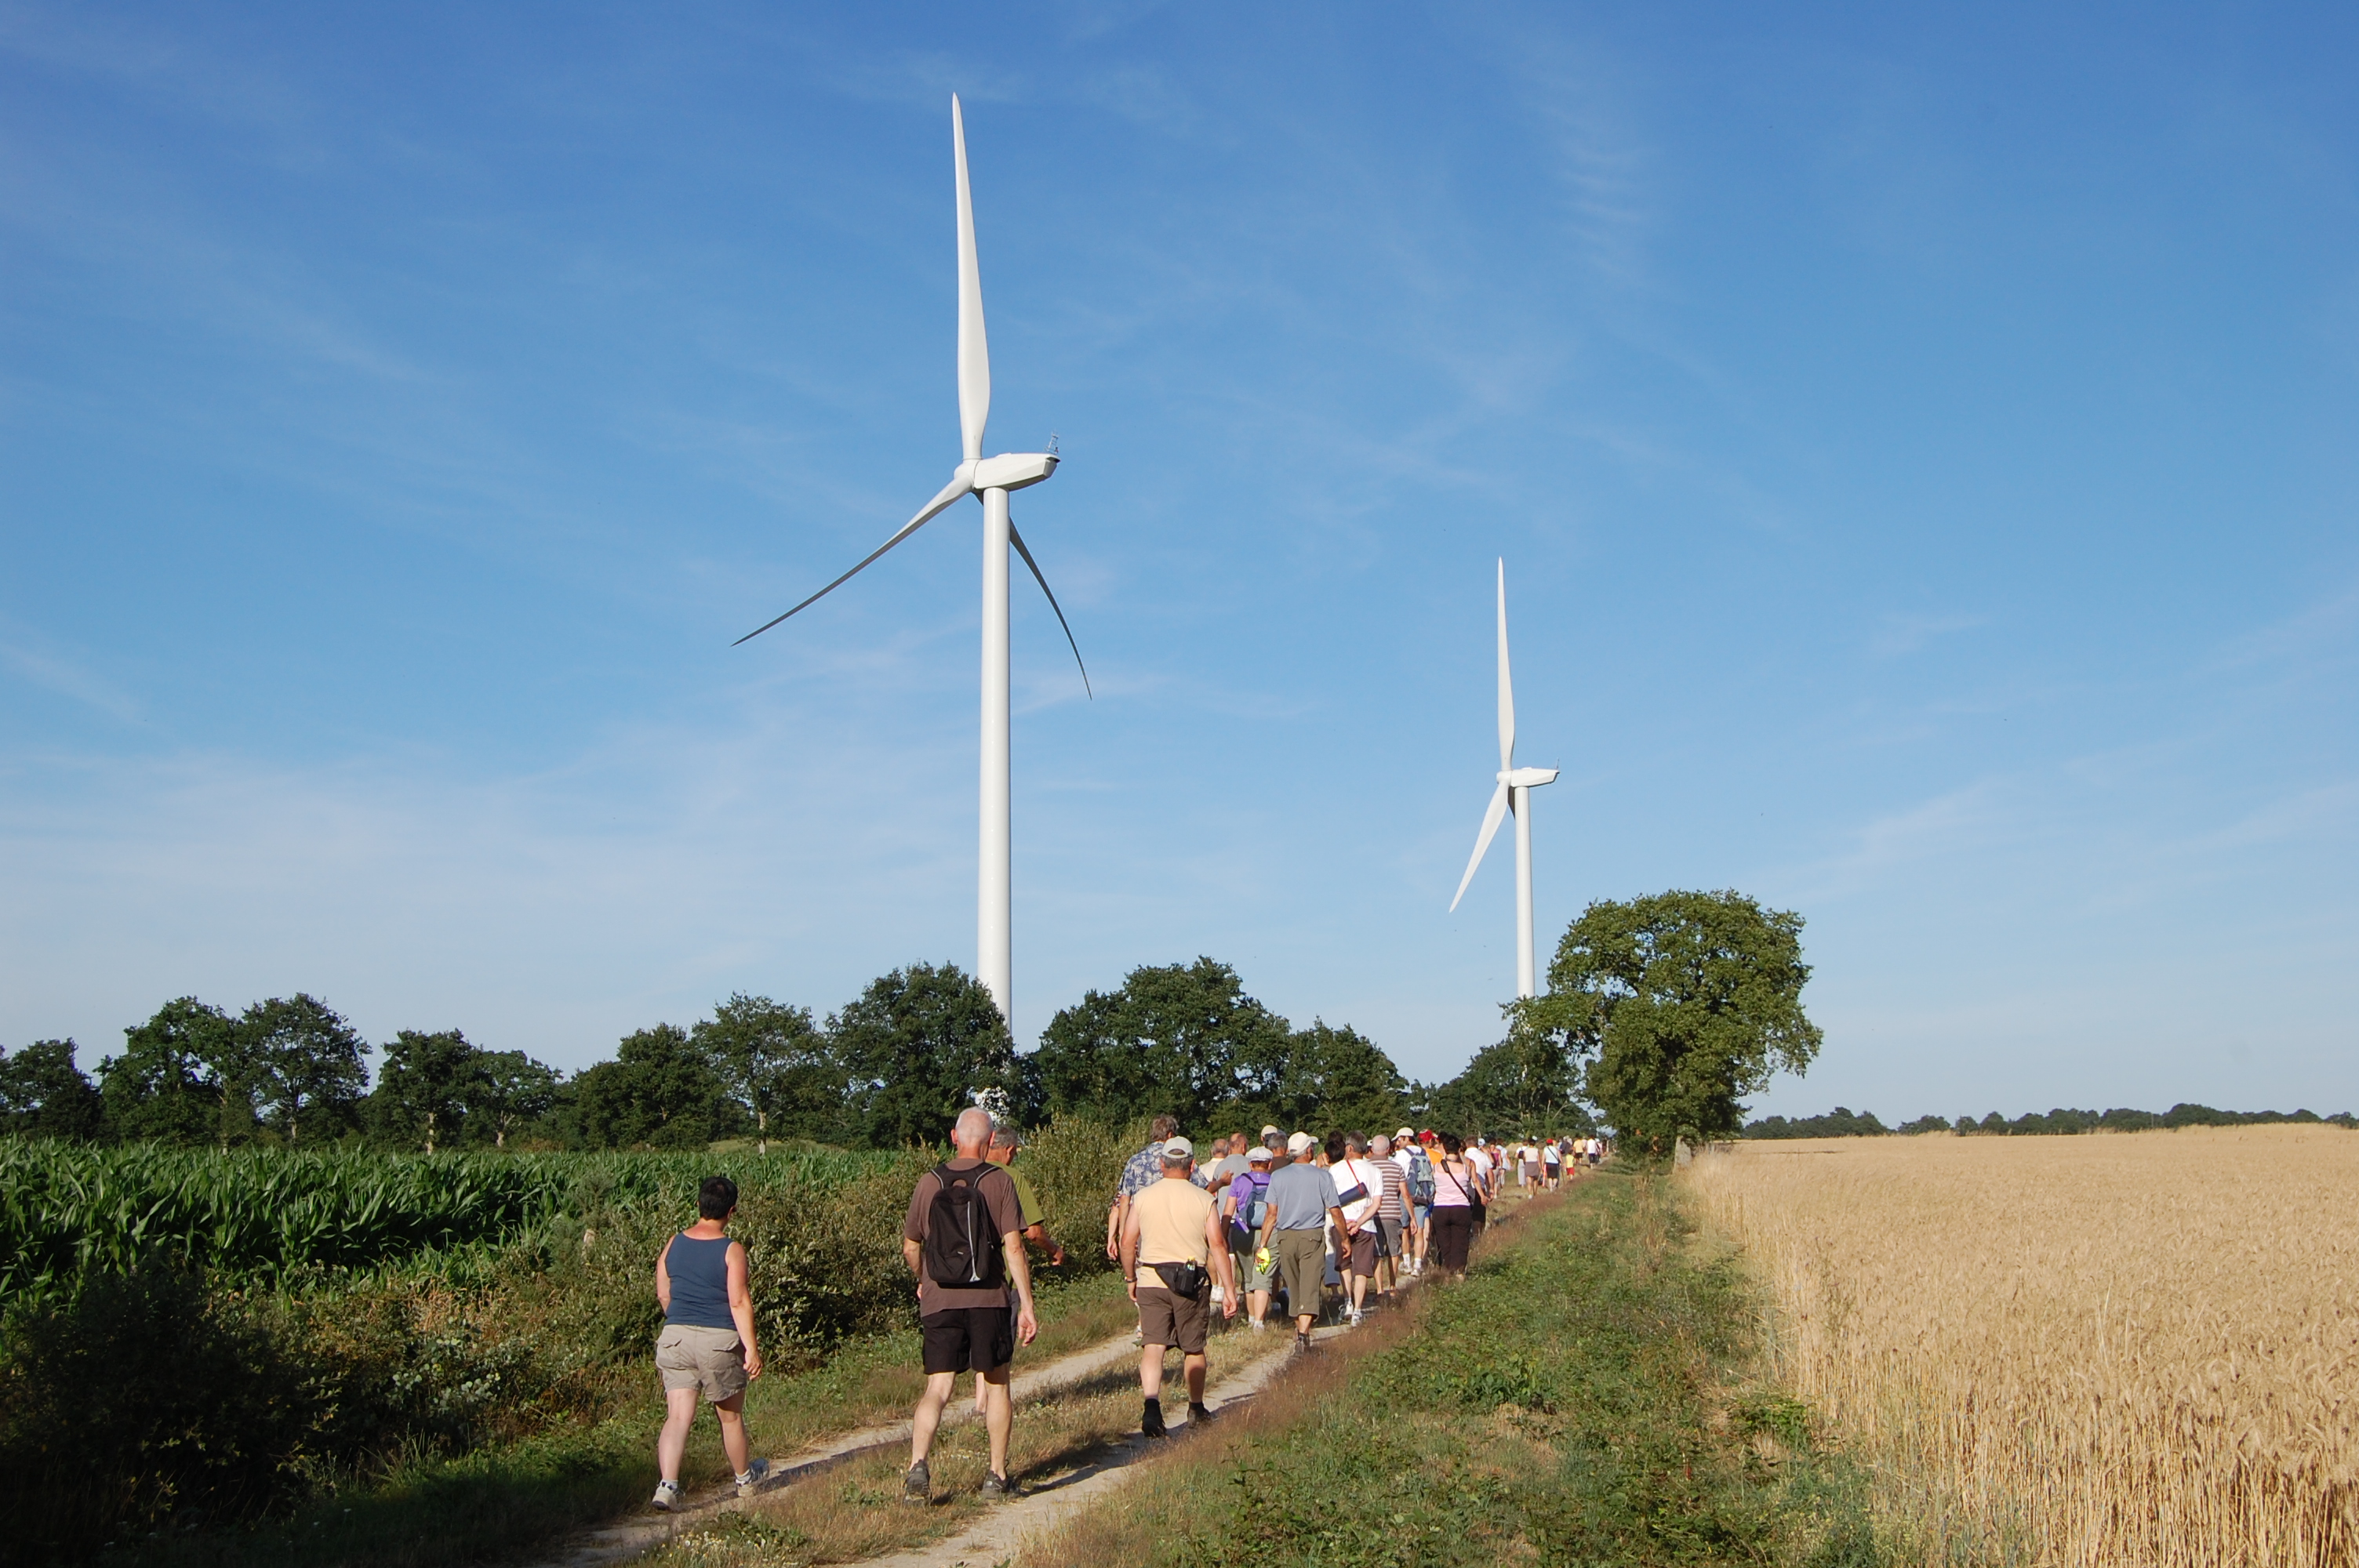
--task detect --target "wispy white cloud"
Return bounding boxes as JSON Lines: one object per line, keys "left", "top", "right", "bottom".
{"left": 0, "top": 633, "right": 140, "bottom": 722}
{"left": 1869, "top": 610, "right": 1986, "bottom": 658}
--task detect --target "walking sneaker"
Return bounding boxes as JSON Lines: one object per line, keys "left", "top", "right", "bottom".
{"left": 1187, "top": 1402, "right": 1215, "bottom": 1426}
{"left": 980, "top": 1471, "right": 1022, "bottom": 1501}
{"left": 1296, "top": 1330, "right": 1314, "bottom": 1353}
{"left": 650, "top": 1478, "right": 682, "bottom": 1512}
{"left": 902, "top": 1460, "right": 931, "bottom": 1505}
{"left": 1142, "top": 1398, "right": 1169, "bottom": 1439}
{"left": 735, "top": 1458, "right": 770, "bottom": 1498}
{"left": 1347, "top": 1308, "right": 1364, "bottom": 1327}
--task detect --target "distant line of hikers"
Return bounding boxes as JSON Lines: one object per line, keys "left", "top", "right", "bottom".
{"left": 645, "top": 1114, "right": 1608, "bottom": 1510}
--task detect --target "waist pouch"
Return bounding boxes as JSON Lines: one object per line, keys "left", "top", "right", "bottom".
{"left": 1150, "top": 1261, "right": 1209, "bottom": 1300}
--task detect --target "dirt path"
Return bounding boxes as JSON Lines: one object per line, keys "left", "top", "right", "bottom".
{"left": 852, "top": 1315, "right": 1350, "bottom": 1568}
{"left": 539, "top": 1325, "right": 1150, "bottom": 1568}
{"left": 551, "top": 1192, "right": 1540, "bottom": 1568}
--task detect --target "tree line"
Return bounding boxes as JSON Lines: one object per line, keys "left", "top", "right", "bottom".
{"left": 0, "top": 956, "right": 1590, "bottom": 1152}
{"left": 4, "top": 888, "right": 1831, "bottom": 1156}
{"left": 1747, "top": 1103, "right": 2359, "bottom": 1139}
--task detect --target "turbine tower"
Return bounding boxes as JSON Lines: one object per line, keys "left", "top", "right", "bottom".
{"left": 1448, "top": 560, "right": 1559, "bottom": 998}
{"left": 736, "top": 96, "right": 1087, "bottom": 1025}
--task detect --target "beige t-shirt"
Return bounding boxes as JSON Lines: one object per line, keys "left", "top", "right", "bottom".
{"left": 1133, "top": 1174, "right": 1216, "bottom": 1267}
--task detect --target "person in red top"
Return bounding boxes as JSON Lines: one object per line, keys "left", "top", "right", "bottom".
{"left": 900, "top": 1108, "right": 1039, "bottom": 1503}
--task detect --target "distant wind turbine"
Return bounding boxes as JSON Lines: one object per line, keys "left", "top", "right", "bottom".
{"left": 736, "top": 95, "right": 1087, "bottom": 1025}
{"left": 1448, "top": 560, "right": 1559, "bottom": 999}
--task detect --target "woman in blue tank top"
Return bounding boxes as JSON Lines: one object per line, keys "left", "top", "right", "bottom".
{"left": 650, "top": 1175, "right": 767, "bottom": 1511}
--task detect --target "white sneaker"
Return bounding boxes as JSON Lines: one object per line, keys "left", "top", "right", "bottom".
{"left": 1347, "top": 1308, "right": 1363, "bottom": 1327}
{"left": 736, "top": 1459, "right": 770, "bottom": 1498}
{"left": 651, "top": 1479, "right": 682, "bottom": 1512}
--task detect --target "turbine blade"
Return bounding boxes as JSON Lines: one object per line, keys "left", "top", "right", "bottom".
{"left": 1007, "top": 516, "right": 1091, "bottom": 697}
{"left": 1448, "top": 780, "right": 1512, "bottom": 913}
{"left": 952, "top": 96, "right": 990, "bottom": 463}
{"left": 1496, "top": 557, "right": 1515, "bottom": 771}
{"left": 733, "top": 474, "right": 972, "bottom": 645}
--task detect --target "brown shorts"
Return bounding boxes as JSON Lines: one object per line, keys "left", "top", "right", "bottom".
{"left": 1347, "top": 1225, "right": 1382, "bottom": 1277}
{"left": 1136, "top": 1283, "right": 1210, "bottom": 1354}
{"left": 655, "top": 1323, "right": 747, "bottom": 1403}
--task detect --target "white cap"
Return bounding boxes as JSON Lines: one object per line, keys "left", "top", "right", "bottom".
{"left": 1259, "top": 1124, "right": 1281, "bottom": 1138}
{"left": 1161, "top": 1135, "right": 1194, "bottom": 1160}
{"left": 1394, "top": 1126, "right": 1416, "bottom": 1141}
{"left": 1247, "top": 1145, "right": 1272, "bottom": 1162}
{"left": 1287, "top": 1131, "right": 1317, "bottom": 1156}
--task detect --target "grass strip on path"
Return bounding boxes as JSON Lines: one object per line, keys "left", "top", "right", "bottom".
{"left": 1019, "top": 1171, "right": 1886, "bottom": 1568}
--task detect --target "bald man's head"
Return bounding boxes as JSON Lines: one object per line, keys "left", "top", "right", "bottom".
{"left": 952, "top": 1107, "right": 994, "bottom": 1156}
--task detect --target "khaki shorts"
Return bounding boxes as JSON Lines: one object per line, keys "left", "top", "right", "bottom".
{"left": 1274, "top": 1229, "right": 1326, "bottom": 1319}
{"left": 1136, "top": 1283, "right": 1211, "bottom": 1355}
{"left": 656, "top": 1323, "right": 747, "bottom": 1403}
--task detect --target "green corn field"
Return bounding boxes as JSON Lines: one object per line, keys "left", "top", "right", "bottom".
{"left": 0, "top": 1137, "right": 902, "bottom": 1305}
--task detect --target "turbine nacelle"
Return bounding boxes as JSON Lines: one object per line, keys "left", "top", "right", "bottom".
{"left": 966, "top": 452, "right": 1059, "bottom": 492}
{"left": 1503, "top": 767, "right": 1559, "bottom": 789}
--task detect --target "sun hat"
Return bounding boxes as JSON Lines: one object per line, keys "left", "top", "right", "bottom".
{"left": 1286, "top": 1131, "right": 1317, "bottom": 1156}
{"left": 1247, "top": 1145, "right": 1272, "bottom": 1163}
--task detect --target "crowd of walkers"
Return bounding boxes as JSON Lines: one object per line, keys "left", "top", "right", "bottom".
{"left": 645, "top": 1110, "right": 1608, "bottom": 1510}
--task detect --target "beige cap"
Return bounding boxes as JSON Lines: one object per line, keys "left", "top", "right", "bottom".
{"left": 1394, "top": 1126, "right": 1416, "bottom": 1141}
{"left": 1286, "top": 1131, "right": 1317, "bottom": 1156}
{"left": 1259, "top": 1124, "right": 1281, "bottom": 1138}
{"left": 1161, "top": 1135, "right": 1194, "bottom": 1160}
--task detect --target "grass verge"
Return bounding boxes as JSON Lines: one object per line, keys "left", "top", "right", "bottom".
{"left": 1020, "top": 1171, "right": 1887, "bottom": 1568}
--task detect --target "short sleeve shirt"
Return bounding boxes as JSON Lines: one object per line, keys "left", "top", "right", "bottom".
{"left": 1333, "top": 1157, "right": 1385, "bottom": 1226}
{"left": 1375, "top": 1156, "right": 1408, "bottom": 1221}
{"left": 1006, "top": 1164, "right": 1044, "bottom": 1229}
{"left": 1266, "top": 1161, "right": 1343, "bottom": 1232}
{"left": 1115, "top": 1142, "right": 1166, "bottom": 1201}
{"left": 904, "top": 1160, "right": 1024, "bottom": 1313}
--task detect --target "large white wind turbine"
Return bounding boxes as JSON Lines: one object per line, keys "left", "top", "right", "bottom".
{"left": 736, "top": 96, "right": 1086, "bottom": 1025}
{"left": 1448, "top": 560, "right": 1559, "bottom": 998}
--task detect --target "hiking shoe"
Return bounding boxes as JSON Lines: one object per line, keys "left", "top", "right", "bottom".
{"left": 1187, "top": 1402, "right": 1214, "bottom": 1426}
{"left": 902, "top": 1460, "right": 930, "bottom": 1504}
{"left": 980, "top": 1470, "right": 1022, "bottom": 1501}
{"left": 735, "top": 1458, "right": 770, "bottom": 1497}
{"left": 650, "top": 1478, "right": 682, "bottom": 1512}
{"left": 1296, "top": 1330, "right": 1314, "bottom": 1353}
{"left": 1142, "top": 1399, "right": 1169, "bottom": 1439}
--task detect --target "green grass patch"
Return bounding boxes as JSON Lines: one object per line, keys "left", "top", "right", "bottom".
{"left": 1026, "top": 1171, "right": 1886, "bottom": 1567}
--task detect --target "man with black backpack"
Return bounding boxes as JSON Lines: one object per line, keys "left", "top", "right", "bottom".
{"left": 900, "top": 1108, "right": 1039, "bottom": 1504}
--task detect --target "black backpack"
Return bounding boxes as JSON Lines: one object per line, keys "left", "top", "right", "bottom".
{"left": 921, "top": 1162, "right": 1006, "bottom": 1288}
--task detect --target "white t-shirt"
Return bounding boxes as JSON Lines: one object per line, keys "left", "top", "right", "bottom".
{"left": 1332, "top": 1156, "right": 1385, "bottom": 1227}
{"left": 1468, "top": 1146, "right": 1495, "bottom": 1182}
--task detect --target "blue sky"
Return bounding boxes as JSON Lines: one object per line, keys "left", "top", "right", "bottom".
{"left": 3, "top": 2, "right": 2354, "bottom": 1121}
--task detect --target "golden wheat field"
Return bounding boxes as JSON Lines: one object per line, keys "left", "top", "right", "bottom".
{"left": 1682, "top": 1127, "right": 2359, "bottom": 1567}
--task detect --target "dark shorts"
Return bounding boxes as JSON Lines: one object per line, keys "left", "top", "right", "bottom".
{"left": 1136, "top": 1284, "right": 1210, "bottom": 1355}
{"left": 1348, "top": 1225, "right": 1383, "bottom": 1277}
{"left": 921, "top": 1306, "right": 1013, "bottom": 1375}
